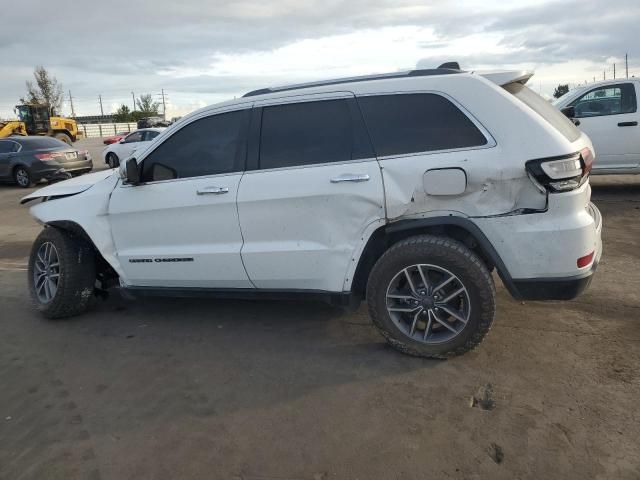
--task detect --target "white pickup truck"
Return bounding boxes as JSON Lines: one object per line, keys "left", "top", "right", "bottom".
{"left": 554, "top": 78, "right": 640, "bottom": 174}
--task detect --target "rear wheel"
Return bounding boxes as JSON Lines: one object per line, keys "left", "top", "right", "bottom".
{"left": 54, "top": 132, "right": 72, "bottom": 145}
{"left": 106, "top": 153, "right": 119, "bottom": 168}
{"left": 367, "top": 235, "right": 495, "bottom": 358}
{"left": 13, "top": 166, "right": 32, "bottom": 188}
{"left": 28, "top": 228, "right": 96, "bottom": 319}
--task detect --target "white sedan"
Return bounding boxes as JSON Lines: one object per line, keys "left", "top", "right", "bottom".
{"left": 102, "top": 128, "right": 165, "bottom": 168}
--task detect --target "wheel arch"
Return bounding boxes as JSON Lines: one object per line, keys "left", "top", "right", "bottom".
{"left": 45, "top": 220, "right": 120, "bottom": 287}
{"left": 351, "top": 216, "right": 521, "bottom": 299}
{"left": 52, "top": 129, "right": 76, "bottom": 142}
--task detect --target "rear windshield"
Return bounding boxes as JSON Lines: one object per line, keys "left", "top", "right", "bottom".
{"left": 504, "top": 83, "right": 581, "bottom": 142}
{"left": 18, "top": 137, "right": 68, "bottom": 150}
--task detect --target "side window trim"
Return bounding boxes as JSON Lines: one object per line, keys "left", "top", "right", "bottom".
{"left": 355, "top": 90, "right": 496, "bottom": 160}
{"left": 569, "top": 83, "right": 638, "bottom": 118}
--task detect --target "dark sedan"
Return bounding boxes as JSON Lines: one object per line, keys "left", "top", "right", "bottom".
{"left": 0, "top": 136, "right": 93, "bottom": 188}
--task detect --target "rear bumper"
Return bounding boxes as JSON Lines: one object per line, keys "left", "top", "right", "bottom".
{"left": 31, "top": 159, "right": 93, "bottom": 181}
{"left": 511, "top": 260, "right": 598, "bottom": 300}
{"left": 507, "top": 201, "right": 603, "bottom": 301}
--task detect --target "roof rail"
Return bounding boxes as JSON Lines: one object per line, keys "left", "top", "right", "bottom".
{"left": 242, "top": 64, "right": 463, "bottom": 98}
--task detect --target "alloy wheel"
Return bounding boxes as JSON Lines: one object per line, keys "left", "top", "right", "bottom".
{"left": 385, "top": 264, "right": 471, "bottom": 344}
{"left": 15, "top": 168, "right": 30, "bottom": 187}
{"left": 33, "top": 242, "right": 60, "bottom": 303}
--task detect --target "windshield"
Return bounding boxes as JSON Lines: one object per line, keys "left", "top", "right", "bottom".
{"left": 504, "top": 83, "right": 581, "bottom": 142}
{"left": 15, "top": 105, "right": 31, "bottom": 122}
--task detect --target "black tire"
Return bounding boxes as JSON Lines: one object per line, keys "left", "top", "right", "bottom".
{"left": 13, "top": 166, "right": 32, "bottom": 188}
{"left": 106, "top": 153, "right": 119, "bottom": 168}
{"left": 54, "top": 132, "right": 72, "bottom": 145}
{"left": 28, "top": 227, "right": 96, "bottom": 319}
{"left": 367, "top": 235, "right": 495, "bottom": 359}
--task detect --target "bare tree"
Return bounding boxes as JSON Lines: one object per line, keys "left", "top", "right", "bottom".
{"left": 136, "top": 94, "right": 160, "bottom": 114}
{"left": 20, "top": 66, "right": 64, "bottom": 114}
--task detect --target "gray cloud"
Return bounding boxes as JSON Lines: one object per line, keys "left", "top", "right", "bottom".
{"left": 1, "top": 0, "right": 637, "bottom": 116}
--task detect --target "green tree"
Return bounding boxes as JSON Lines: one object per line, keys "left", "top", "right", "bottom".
{"left": 20, "top": 66, "right": 64, "bottom": 115}
{"left": 553, "top": 84, "right": 570, "bottom": 99}
{"left": 135, "top": 94, "right": 160, "bottom": 115}
{"left": 113, "top": 104, "right": 132, "bottom": 122}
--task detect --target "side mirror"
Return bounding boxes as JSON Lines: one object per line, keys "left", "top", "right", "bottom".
{"left": 119, "top": 139, "right": 125, "bottom": 144}
{"left": 560, "top": 106, "right": 580, "bottom": 126}
{"left": 125, "top": 157, "right": 141, "bottom": 185}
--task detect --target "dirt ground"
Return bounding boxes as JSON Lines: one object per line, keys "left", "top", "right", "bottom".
{"left": 0, "top": 139, "right": 639, "bottom": 480}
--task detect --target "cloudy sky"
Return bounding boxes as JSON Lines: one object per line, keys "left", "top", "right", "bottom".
{"left": 1, "top": 0, "right": 637, "bottom": 119}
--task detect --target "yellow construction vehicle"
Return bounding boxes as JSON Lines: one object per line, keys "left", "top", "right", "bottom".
{"left": 0, "top": 104, "right": 79, "bottom": 144}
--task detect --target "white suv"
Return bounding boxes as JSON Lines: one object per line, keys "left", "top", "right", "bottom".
{"left": 21, "top": 64, "right": 603, "bottom": 358}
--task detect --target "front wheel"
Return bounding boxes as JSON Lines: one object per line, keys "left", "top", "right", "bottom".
{"left": 367, "top": 235, "right": 495, "bottom": 358}
{"left": 28, "top": 228, "right": 96, "bottom": 319}
{"left": 106, "top": 153, "right": 119, "bottom": 168}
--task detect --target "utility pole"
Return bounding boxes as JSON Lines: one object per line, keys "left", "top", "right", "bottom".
{"left": 68, "top": 90, "right": 75, "bottom": 118}
{"left": 131, "top": 92, "right": 136, "bottom": 112}
{"left": 98, "top": 95, "right": 104, "bottom": 117}
{"left": 160, "top": 89, "right": 167, "bottom": 121}
{"left": 614, "top": 63, "right": 616, "bottom": 79}
{"left": 625, "top": 53, "right": 629, "bottom": 78}
{"left": 603, "top": 70, "right": 606, "bottom": 80}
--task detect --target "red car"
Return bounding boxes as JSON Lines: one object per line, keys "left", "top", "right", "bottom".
{"left": 103, "top": 132, "right": 130, "bottom": 145}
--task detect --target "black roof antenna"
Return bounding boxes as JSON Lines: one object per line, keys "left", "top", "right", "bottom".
{"left": 438, "top": 62, "right": 461, "bottom": 70}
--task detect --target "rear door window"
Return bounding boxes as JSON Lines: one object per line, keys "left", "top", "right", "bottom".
{"left": 357, "top": 93, "right": 488, "bottom": 157}
{"left": 258, "top": 98, "right": 373, "bottom": 169}
{"left": 143, "top": 130, "right": 161, "bottom": 141}
{"left": 0, "top": 141, "right": 15, "bottom": 153}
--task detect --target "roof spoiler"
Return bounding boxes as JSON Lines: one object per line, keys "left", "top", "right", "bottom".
{"left": 478, "top": 70, "right": 534, "bottom": 87}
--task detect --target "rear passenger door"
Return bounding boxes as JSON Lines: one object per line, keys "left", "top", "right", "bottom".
{"left": 237, "top": 93, "right": 385, "bottom": 292}
{"left": 0, "top": 140, "right": 18, "bottom": 179}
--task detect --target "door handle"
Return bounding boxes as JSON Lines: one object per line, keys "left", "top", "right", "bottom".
{"left": 196, "top": 186, "right": 229, "bottom": 195}
{"left": 330, "top": 173, "right": 370, "bottom": 183}
{"left": 618, "top": 121, "right": 638, "bottom": 127}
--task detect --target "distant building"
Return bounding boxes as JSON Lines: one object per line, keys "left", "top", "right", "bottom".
{"left": 74, "top": 114, "right": 116, "bottom": 124}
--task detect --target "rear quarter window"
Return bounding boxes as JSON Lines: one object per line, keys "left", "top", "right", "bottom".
{"left": 504, "top": 83, "right": 581, "bottom": 142}
{"left": 357, "top": 93, "right": 488, "bottom": 157}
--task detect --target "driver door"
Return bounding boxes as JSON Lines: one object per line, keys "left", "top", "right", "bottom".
{"left": 108, "top": 107, "right": 253, "bottom": 289}
{"left": 571, "top": 82, "right": 640, "bottom": 170}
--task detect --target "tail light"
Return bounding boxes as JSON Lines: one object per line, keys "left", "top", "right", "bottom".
{"left": 525, "top": 147, "right": 594, "bottom": 193}
{"left": 35, "top": 152, "right": 64, "bottom": 161}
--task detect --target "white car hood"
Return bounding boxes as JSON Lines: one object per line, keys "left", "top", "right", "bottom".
{"left": 21, "top": 169, "right": 116, "bottom": 204}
